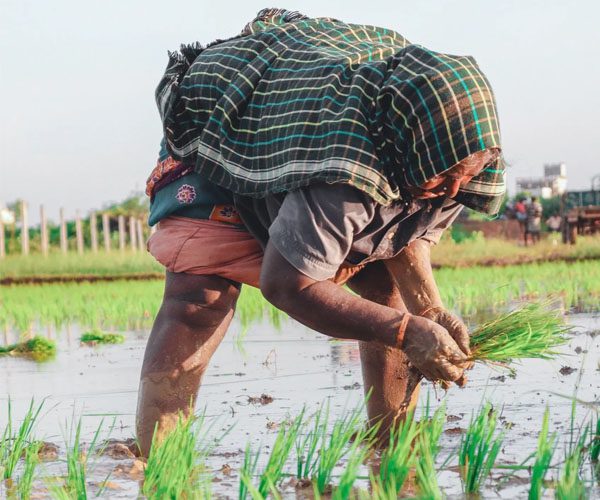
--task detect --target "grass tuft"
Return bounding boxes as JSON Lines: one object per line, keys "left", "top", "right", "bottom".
{"left": 459, "top": 403, "right": 504, "bottom": 494}
{"left": 469, "top": 303, "right": 570, "bottom": 365}
{"left": 555, "top": 445, "right": 585, "bottom": 500}
{"left": 80, "top": 330, "right": 125, "bottom": 345}
{"left": 0, "top": 336, "right": 56, "bottom": 362}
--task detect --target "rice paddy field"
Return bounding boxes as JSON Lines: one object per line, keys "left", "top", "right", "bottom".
{"left": 1, "top": 243, "right": 600, "bottom": 499}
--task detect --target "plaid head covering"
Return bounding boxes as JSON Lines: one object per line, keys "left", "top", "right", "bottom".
{"left": 157, "top": 9, "right": 505, "bottom": 214}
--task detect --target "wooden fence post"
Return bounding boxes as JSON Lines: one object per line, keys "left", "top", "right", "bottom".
{"left": 40, "top": 205, "right": 49, "bottom": 257}
{"left": 129, "top": 216, "right": 137, "bottom": 252}
{"left": 20, "top": 200, "right": 29, "bottom": 256}
{"left": 60, "top": 207, "right": 68, "bottom": 254}
{"left": 75, "top": 211, "right": 84, "bottom": 254}
{"left": 0, "top": 218, "right": 5, "bottom": 259}
{"left": 90, "top": 212, "right": 98, "bottom": 253}
{"left": 136, "top": 218, "right": 145, "bottom": 252}
{"left": 118, "top": 215, "right": 126, "bottom": 251}
{"left": 102, "top": 213, "right": 111, "bottom": 252}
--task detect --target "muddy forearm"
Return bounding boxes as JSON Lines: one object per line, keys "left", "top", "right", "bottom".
{"left": 385, "top": 239, "right": 443, "bottom": 314}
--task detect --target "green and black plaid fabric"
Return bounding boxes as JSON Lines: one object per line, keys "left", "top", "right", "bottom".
{"left": 157, "top": 9, "right": 505, "bottom": 214}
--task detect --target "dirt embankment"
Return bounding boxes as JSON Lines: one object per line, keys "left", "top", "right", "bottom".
{"left": 0, "top": 273, "right": 164, "bottom": 286}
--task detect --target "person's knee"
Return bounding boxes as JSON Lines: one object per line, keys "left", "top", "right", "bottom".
{"left": 162, "top": 273, "right": 240, "bottom": 329}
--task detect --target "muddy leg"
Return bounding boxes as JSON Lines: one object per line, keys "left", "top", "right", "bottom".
{"left": 347, "top": 262, "right": 421, "bottom": 440}
{"left": 136, "top": 272, "right": 239, "bottom": 456}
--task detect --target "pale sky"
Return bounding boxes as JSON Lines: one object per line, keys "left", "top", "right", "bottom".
{"left": 2, "top": 0, "right": 599, "bottom": 222}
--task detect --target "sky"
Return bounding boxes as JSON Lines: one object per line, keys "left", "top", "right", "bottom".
{"left": 2, "top": 0, "right": 599, "bottom": 223}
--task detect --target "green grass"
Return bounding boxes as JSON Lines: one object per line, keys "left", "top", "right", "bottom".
{"left": 528, "top": 408, "right": 556, "bottom": 500}
{"left": 0, "top": 250, "right": 162, "bottom": 279}
{"left": 143, "top": 413, "right": 213, "bottom": 500}
{"left": 458, "top": 403, "right": 504, "bottom": 494}
{"left": 80, "top": 330, "right": 125, "bottom": 345}
{"left": 470, "top": 303, "right": 570, "bottom": 365}
{"left": 0, "top": 336, "right": 56, "bottom": 362}
{"left": 0, "top": 399, "right": 43, "bottom": 481}
{"left": 2, "top": 260, "right": 600, "bottom": 337}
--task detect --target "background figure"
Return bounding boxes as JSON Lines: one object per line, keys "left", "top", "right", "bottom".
{"left": 514, "top": 197, "right": 527, "bottom": 244}
{"left": 546, "top": 213, "right": 562, "bottom": 233}
{"left": 526, "top": 196, "right": 543, "bottom": 245}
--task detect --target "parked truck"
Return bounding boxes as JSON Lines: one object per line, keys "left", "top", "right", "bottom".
{"left": 562, "top": 189, "right": 600, "bottom": 244}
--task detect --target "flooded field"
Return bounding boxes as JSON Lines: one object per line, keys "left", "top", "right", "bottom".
{"left": 1, "top": 307, "right": 599, "bottom": 498}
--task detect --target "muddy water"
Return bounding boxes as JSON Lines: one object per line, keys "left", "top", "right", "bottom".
{"left": 1, "top": 313, "right": 599, "bottom": 499}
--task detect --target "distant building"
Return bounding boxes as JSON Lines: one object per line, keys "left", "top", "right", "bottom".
{"left": 516, "top": 162, "right": 567, "bottom": 198}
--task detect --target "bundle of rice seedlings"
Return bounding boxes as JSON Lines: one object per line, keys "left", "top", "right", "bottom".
{"left": 0, "top": 336, "right": 56, "bottom": 362}
{"left": 528, "top": 408, "right": 556, "bottom": 500}
{"left": 458, "top": 403, "right": 504, "bottom": 494}
{"left": 469, "top": 303, "right": 570, "bottom": 365}
{"left": 80, "top": 330, "right": 125, "bottom": 345}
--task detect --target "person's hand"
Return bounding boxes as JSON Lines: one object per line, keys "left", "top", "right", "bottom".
{"left": 420, "top": 306, "right": 471, "bottom": 357}
{"left": 401, "top": 315, "right": 469, "bottom": 386}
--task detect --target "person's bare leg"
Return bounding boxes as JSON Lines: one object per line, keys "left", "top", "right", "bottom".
{"left": 136, "top": 272, "right": 240, "bottom": 456}
{"left": 347, "top": 262, "right": 421, "bottom": 439}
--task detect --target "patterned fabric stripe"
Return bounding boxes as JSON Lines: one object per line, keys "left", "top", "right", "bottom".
{"left": 157, "top": 11, "right": 505, "bottom": 214}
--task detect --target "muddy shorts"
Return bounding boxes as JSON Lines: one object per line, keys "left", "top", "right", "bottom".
{"left": 147, "top": 216, "right": 364, "bottom": 287}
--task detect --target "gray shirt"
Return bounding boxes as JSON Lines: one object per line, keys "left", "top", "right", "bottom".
{"left": 235, "top": 183, "right": 462, "bottom": 281}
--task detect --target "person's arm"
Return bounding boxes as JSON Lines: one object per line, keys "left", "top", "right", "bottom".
{"left": 260, "top": 241, "right": 468, "bottom": 382}
{"left": 384, "top": 238, "right": 470, "bottom": 355}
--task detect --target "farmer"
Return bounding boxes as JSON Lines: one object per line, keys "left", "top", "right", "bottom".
{"left": 136, "top": 9, "right": 505, "bottom": 456}
{"left": 525, "top": 196, "right": 543, "bottom": 245}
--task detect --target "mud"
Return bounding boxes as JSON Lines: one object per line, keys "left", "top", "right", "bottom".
{"left": 0, "top": 312, "right": 599, "bottom": 498}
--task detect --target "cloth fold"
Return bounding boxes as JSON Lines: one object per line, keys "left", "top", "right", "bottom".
{"left": 156, "top": 8, "right": 505, "bottom": 214}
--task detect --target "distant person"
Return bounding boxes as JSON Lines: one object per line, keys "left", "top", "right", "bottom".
{"left": 546, "top": 213, "right": 562, "bottom": 233}
{"left": 514, "top": 197, "right": 527, "bottom": 243}
{"left": 525, "top": 196, "right": 543, "bottom": 245}
{"left": 136, "top": 8, "right": 505, "bottom": 456}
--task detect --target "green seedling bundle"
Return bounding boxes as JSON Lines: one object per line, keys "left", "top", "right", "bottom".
{"left": 80, "top": 330, "right": 125, "bottom": 345}
{"left": 469, "top": 303, "right": 570, "bottom": 365}
{"left": 0, "top": 336, "right": 56, "bottom": 362}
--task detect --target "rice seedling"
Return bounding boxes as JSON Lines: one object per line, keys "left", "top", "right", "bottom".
{"left": 0, "top": 399, "right": 43, "bottom": 480}
{"left": 415, "top": 434, "right": 442, "bottom": 500}
{"left": 80, "top": 330, "right": 125, "bottom": 345}
{"left": 311, "top": 403, "right": 374, "bottom": 494}
{"left": 528, "top": 408, "right": 557, "bottom": 500}
{"left": 0, "top": 336, "right": 56, "bottom": 362}
{"left": 253, "top": 414, "right": 303, "bottom": 498}
{"left": 17, "top": 440, "right": 41, "bottom": 500}
{"left": 469, "top": 303, "right": 570, "bottom": 365}
{"left": 458, "top": 403, "right": 504, "bottom": 494}
{"left": 50, "top": 418, "right": 107, "bottom": 500}
{"left": 142, "top": 413, "right": 213, "bottom": 500}
{"left": 331, "top": 429, "right": 372, "bottom": 500}
{"left": 239, "top": 443, "right": 261, "bottom": 500}
{"left": 419, "top": 395, "right": 446, "bottom": 460}
{"left": 378, "top": 410, "right": 420, "bottom": 495}
{"left": 591, "top": 413, "right": 599, "bottom": 463}
{"left": 555, "top": 445, "right": 586, "bottom": 500}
